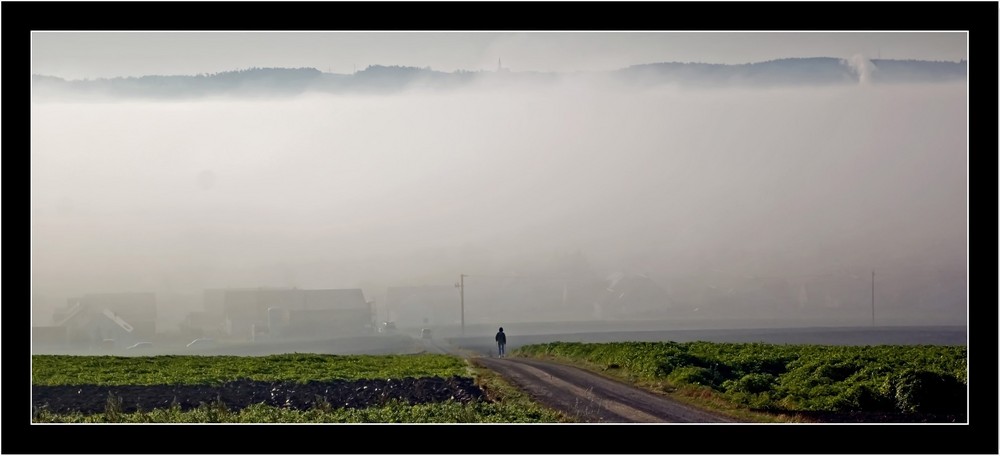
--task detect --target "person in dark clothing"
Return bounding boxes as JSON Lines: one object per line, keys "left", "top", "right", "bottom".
{"left": 495, "top": 327, "right": 507, "bottom": 358}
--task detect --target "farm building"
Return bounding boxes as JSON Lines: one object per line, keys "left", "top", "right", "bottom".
{"left": 48, "top": 292, "right": 157, "bottom": 349}
{"left": 187, "top": 287, "right": 374, "bottom": 341}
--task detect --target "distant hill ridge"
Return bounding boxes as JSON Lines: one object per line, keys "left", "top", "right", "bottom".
{"left": 32, "top": 58, "right": 967, "bottom": 99}
{"left": 621, "top": 57, "right": 966, "bottom": 85}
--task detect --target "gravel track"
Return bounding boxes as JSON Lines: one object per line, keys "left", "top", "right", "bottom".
{"left": 474, "top": 356, "right": 733, "bottom": 423}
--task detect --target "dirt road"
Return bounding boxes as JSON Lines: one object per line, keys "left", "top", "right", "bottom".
{"left": 473, "top": 356, "right": 734, "bottom": 423}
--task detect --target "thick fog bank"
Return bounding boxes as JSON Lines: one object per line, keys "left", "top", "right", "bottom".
{"left": 31, "top": 81, "right": 967, "bottom": 329}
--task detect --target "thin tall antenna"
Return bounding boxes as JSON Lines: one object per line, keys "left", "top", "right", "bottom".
{"left": 460, "top": 274, "right": 465, "bottom": 336}
{"left": 456, "top": 274, "right": 465, "bottom": 336}
{"left": 871, "top": 270, "right": 875, "bottom": 326}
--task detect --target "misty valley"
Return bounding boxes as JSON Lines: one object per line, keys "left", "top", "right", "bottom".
{"left": 31, "top": 54, "right": 968, "bottom": 424}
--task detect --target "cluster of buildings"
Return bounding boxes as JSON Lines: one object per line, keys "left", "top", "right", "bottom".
{"left": 183, "top": 288, "right": 373, "bottom": 341}
{"left": 31, "top": 272, "right": 681, "bottom": 351}
{"left": 38, "top": 292, "right": 158, "bottom": 350}
{"left": 32, "top": 287, "right": 375, "bottom": 351}
{"left": 36, "top": 267, "right": 958, "bottom": 351}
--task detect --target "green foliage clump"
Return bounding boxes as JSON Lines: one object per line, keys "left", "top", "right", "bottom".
{"left": 890, "top": 369, "right": 966, "bottom": 414}
{"left": 666, "top": 366, "right": 721, "bottom": 388}
{"left": 517, "top": 341, "right": 966, "bottom": 416}
{"left": 727, "top": 373, "right": 777, "bottom": 395}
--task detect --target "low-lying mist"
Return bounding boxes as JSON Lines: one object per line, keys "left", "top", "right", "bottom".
{"left": 30, "top": 79, "right": 967, "bottom": 328}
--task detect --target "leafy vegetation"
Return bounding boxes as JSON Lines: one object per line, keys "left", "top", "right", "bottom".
{"left": 515, "top": 341, "right": 966, "bottom": 416}
{"left": 32, "top": 353, "right": 565, "bottom": 423}
{"left": 32, "top": 353, "right": 469, "bottom": 386}
{"left": 32, "top": 399, "right": 562, "bottom": 423}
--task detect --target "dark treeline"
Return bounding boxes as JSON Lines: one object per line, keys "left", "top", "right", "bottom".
{"left": 32, "top": 58, "right": 967, "bottom": 99}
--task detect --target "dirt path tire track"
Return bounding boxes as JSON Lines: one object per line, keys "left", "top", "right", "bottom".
{"left": 474, "top": 356, "right": 734, "bottom": 423}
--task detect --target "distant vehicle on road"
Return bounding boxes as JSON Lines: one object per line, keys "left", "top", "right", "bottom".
{"left": 126, "top": 342, "right": 152, "bottom": 350}
{"left": 379, "top": 321, "right": 397, "bottom": 333}
{"left": 421, "top": 328, "right": 432, "bottom": 339}
{"left": 186, "top": 338, "right": 216, "bottom": 349}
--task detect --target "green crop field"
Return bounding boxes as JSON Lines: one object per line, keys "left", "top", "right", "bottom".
{"left": 32, "top": 353, "right": 565, "bottom": 423}
{"left": 516, "top": 341, "right": 966, "bottom": 416}
{"left": 32, "top": 353, "right": 468, "bottom": 385}
{"left": 32, "top": 400, "right": 560, "bottom": 423}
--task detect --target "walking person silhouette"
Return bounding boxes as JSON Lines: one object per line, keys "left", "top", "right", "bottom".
{"left": 495, "top": 327, "right": 507, "bottom": 358}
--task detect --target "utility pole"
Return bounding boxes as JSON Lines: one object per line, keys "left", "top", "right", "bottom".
{"left": 871, "top": 270, "right": 875, "bottom": 326}
{"left": 456, "top": 274, "right": 466, "bottom": 336}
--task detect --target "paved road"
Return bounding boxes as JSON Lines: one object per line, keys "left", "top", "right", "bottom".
{"left": 473, "top": 356, "right": 734, "bottom": 423}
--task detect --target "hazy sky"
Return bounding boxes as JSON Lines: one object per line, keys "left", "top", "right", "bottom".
{"left": 31, "top": 31, "right": 968, "bottom": 79}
